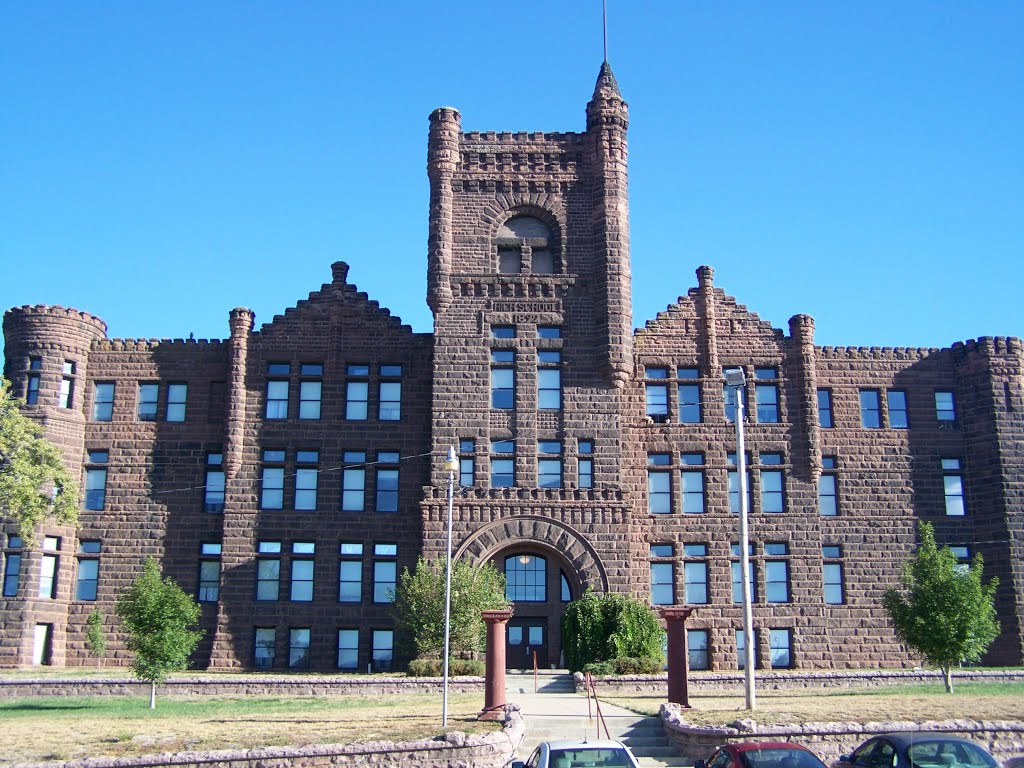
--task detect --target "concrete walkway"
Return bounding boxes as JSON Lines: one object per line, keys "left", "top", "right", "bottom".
{"left": 505, "top": 671, "right": 687, "bottom": 768}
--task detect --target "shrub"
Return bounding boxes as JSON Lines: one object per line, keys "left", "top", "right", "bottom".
{"left": 562, "top": 590, "right": 665, "bottom": 672}
{"left": 613, "top": 656, "right": 663, "bottom": 675}
{"left": 406, "top": 657, "right": 485, "bottom": 676}
{"left": 582, "top": 660, "right": 615, "bottom": 676}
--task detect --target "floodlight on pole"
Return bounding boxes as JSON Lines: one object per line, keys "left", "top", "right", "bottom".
{"left": 724, "top": 367, "right": 757, "bottom": 711}
{"left": 441, "top": 445, "right": 458, "bottom": 727}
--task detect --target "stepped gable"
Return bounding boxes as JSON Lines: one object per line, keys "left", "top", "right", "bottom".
{"left": 257, "top": 261, "right": 415, "bottom": 337}
{"left": 636, "top": 284, "right": 781, "bottom": 340}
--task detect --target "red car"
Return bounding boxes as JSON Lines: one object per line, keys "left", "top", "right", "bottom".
{"left": 696, "top": 742, "right": 829, "bottom": 768}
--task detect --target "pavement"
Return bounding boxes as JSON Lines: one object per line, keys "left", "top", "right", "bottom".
{"left": 505, "top": 670, "right": 688, "bottom": 768}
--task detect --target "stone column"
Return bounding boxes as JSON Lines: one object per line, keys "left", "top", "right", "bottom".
{"left": 479, "top": 609, "right": 513, "bottom": 720}
{"left": 661, "top": 607, "right": 694, "bottom": 707}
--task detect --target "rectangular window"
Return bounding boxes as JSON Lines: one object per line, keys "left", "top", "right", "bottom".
{"left": 260, "top": 450, "right": 285, "bottom": 510}
{"left": 491, "top": 351, "right": 515, "bottom": 409}
{"left": 137, "top": 383, "right": 158, "bottom": 421}
{"left": 204, "top": 452, "right": 225, "bottom": 513}
{"left": 254, "top": 628, "right": 276, "bottom": 669}
{"left": 92, "top": 383, "right": 115, "bottom": 421}
{"left": 341, "top": 451, "right": 366, "bottom": 511}
{"left": 256, "top": 541, "right": 281, "bottom": 601}
{"left": 678, "top": 381, "right": 702, "bottom": 424}
{"left": 26, "top": 373, "right": 41, "bottom": 405}
{"left": 299, "top": 380, "right": 322, "bottom": 420}
{"left": 459, "top": 440, "right": 475, "bottom": 487}
{"left": 85, "top": 450, "right": 108, "bottom": 511}
{"left": 338, "top": 542, "right": 363, "bottom": 602}
{"left": 295, "top": 450, "right": 319, "bottom": 511}
{"left": 578, "top": 440, "right": 593, "bottom": 489}
{"left": 537, "top": 326, "right": 561, "bottom": 339}
{"left": 650, "top": 562, "right": 674, "bottom": 605}
{"left": 860, "top": 389, "right": 881, "bottom": 428}
{"left": 769, "top": 628, "right": 792, "bottom": 669}
{"left": 760, "top": 468, "right": 785, "bottom": 513}
{"left": 345, "top": 365, "right": 369, "bottom": 420}
{"left": 166, "top": 383, "right": 187, "bottom": 422}
{"left": 198, "top": 542, "right": 221, "bottom": 602}
{"left": 823, "top": 561, "right": 844, "bottom": 605}
{"left": 375, "top": 451, "right": 400, "bottom": 512}
{"left": 492, "top": 325, "right": 516, "bottom": 339}
{"left": 39, "top": 553, "right": 58, "bottom": 599}
{"left": 645, "top": 367, "right": 669, "bottom": 423}
{"left": 755, "top": 369, "right": 780, "bottom": 423}
{"left": 538, "top": 352, "right": 561, "bottom": 410}
{"left": 290, "top": 555, "right": 315, "bottom": 602}
{"left": 379, "top": 365, "right": 402, "bottom": 420}
{"left": 942, "top": 458, "right": 965, "bottom": 516}
{"left": 683, "top": 552, "right": 709, "bottom": 605}
{"left": 75, "top": 541, "right": 100, "bottom": 600}
{"left": 688, "top": 629, "right": 710, "bottom": 671}
{"left": 727, "top": 453, "right": 752, "bottom": 514}
{"left": 817, "top": 388, "right": 833, "bottom": 428}
{"left": 731, "top": 559, "right": 756, "bottom": 604}
{"left": 371, "top": 629, "right": 393, "bottom": 672}
{"left": 288, "top": 628, "right": 311, "bottom": 670}
{"left": 490, "top": 440, "right": 514, "bottom": 488}
{"left": 887, "top": 390, "right": 908, "bottom": 429}
{"left": 818, "top": 472, "right": 838, "bottom": 517}
{"left": 681, "top": 454, "right": 705, "bottom": 514}
{"left": 2, "top": 551, "right": 21, "bottom": 597}
{"left": 60, "top": 361, "right": 75, "bottom": 408}
{"left": 337, "top": 629, "right": 359, "bottom": 670}
{"left": 537, "top": 441, "right": 562, "bottom": 489}
{"left": 265, "top": 379, "right": 289, "bottom": 419}
{"left": 373, "top": 544, "right": 397, "bottom": 603}
{"left": 648, "top": 453, "right": 671, "bottom": 514}
{"left": 765, "top": 558, "right": 790, "bottom": 603}
{"left": 736, "top": 628, "right": 760, "bottom": 670}
{"left": 936, "top": 391, "right": 957, "bottom": 426}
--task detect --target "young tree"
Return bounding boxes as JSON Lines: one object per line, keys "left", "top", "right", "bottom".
{"left": 85, "top": 608, "right": 106, "bottom": 667}
{"left": 115, "top": 558, "right": 203, "bottom": 708}
{"left": 883, "top": 521, "right": 999, "bottom": 693}
{"left": 391, "top": 557, "right": 510, "bottom": 661}
{"left": 0, "top": 379, "right": 79, "bottom": 543}
{"left": 562, "top": 591, "right": 664, "bottom": 673}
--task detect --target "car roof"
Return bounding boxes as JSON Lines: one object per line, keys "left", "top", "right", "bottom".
{"left": 872, "top": 734, "right": 979, "bottom": 749}
{"left": 544, "top": 739, "right": 630, "bottom": 750}
{"left": 728, "top": 742, "right": 816, "bottom": 753}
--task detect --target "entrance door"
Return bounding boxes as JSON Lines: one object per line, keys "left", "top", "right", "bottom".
{"left": 507, "top": 618, "right": 547, "bottom": 669}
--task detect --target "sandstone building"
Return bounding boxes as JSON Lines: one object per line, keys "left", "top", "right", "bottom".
{"left": 3, "top": 64, "right": 1022, "bottom": 672}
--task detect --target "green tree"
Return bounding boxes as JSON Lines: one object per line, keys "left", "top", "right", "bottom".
{"left": 0, "top": 379, "right": 78, "bottom": 543}
{"left": 115, "top": 558, "right": 203, "bottom": 708}
{"left": 883, "top": 521, "right": 1000, "bottom": 693}
{"left": 562, "top": 591, "right": 664, "bottom": 673}
{"left": 391, "top": 557, "right": 510, "bottom": 662}
{"left": 85, "top": 608, "right": 106, "bottom": 667}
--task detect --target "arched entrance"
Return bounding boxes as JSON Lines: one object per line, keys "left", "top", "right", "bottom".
{"left": 455, "top": 515, "right": 608, "bottom": 670}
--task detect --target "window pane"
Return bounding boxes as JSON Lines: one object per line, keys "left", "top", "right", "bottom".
{"left": 505, "top": 554, "right": 546, "bottom": 602}
{"left": 648, "top": 472, "right": 671, "bottom": 514}
{"left": 346, "top": 381, "right": 368, "bottom": 420}
{"left": 860, "top": 390, "right": 881, "bottom": 428}
{"left": 769, "top": 629, "right": 792, "bottom": 668}
{"left": 817, "top": 389, "right": 833, "bottom": 428}
{"left": 684, "top": 562, "right": 708, "bottom": 604}
{"left": 650, "top": 562, "right": 673, "bottom": 605}
{"left": 678, "top": 384, "right": 701, "bottom": 423}
{"left": 688, "top": 629, "right": 709, "bottom": 671}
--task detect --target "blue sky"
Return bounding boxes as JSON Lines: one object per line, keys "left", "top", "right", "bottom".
{"left": 2, "top": 2, "right": 1021, "bottom": 357}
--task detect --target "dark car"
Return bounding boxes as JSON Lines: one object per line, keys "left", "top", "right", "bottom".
{"left": 696, "top": 742, "right": 829, "bottom": 768}
{"left": 832, "top": 734, "right": 999, "bottom": 768}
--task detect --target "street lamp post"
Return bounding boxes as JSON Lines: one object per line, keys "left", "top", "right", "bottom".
{"left": 724, "top": 368, "right": 756, "bottom": 711}
{"left": 441, "top": 445, "right": 458, "bottom": 727}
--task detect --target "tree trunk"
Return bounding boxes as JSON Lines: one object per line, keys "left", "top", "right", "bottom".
{"left": 943, "top": 665, "right": 954, "bottom": 693}
{"left": 150, "top": 681, "right": 157, "bottom": 709}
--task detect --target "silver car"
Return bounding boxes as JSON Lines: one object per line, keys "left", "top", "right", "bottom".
{"left": 512, "top": 739, "right": 641, "bottom": 768}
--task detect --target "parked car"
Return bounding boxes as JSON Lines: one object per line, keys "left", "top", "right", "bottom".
{"left": 695, "top": 742, "right": 829, "bottom": 768}
{"left": 832, "top": 734, "right": 999, "bottom": 768}
{"left": 512, "top": 739, "right": 641, "bottom": 768}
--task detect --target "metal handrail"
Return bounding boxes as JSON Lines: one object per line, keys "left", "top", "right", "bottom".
{"left": 583, "top": 671, "right": 611, "bottom": 740}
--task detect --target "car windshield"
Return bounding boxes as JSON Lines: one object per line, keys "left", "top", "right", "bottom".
{"left": 738, "top": 748, "right": 827, "bottom": 768}
{"left": 549, "top": 747, "right": 633, "bottom": 768}
{"left": 907, "top": 740, "right": 998, "bottom": 768}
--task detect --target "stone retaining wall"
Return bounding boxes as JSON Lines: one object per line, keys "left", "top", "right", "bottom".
{"left": 0, "top": 674, "right": 484, "bottom": 698}
{"left": 660, "top": 705, "right": 1024, "bottom": 765}
{"left": 9, "top": 704, "right": 523, "bottom": 768}
{"left": 576, "top": 670, "right": 1024, "bottom": 695}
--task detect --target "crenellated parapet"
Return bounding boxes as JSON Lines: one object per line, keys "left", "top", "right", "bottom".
{"left": 818, "top": 345, "right": 943, "bottom": 360}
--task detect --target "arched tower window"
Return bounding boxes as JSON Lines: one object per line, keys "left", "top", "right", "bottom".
{"left": 496, "top": 216, "right": 558, "bottom": 275}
